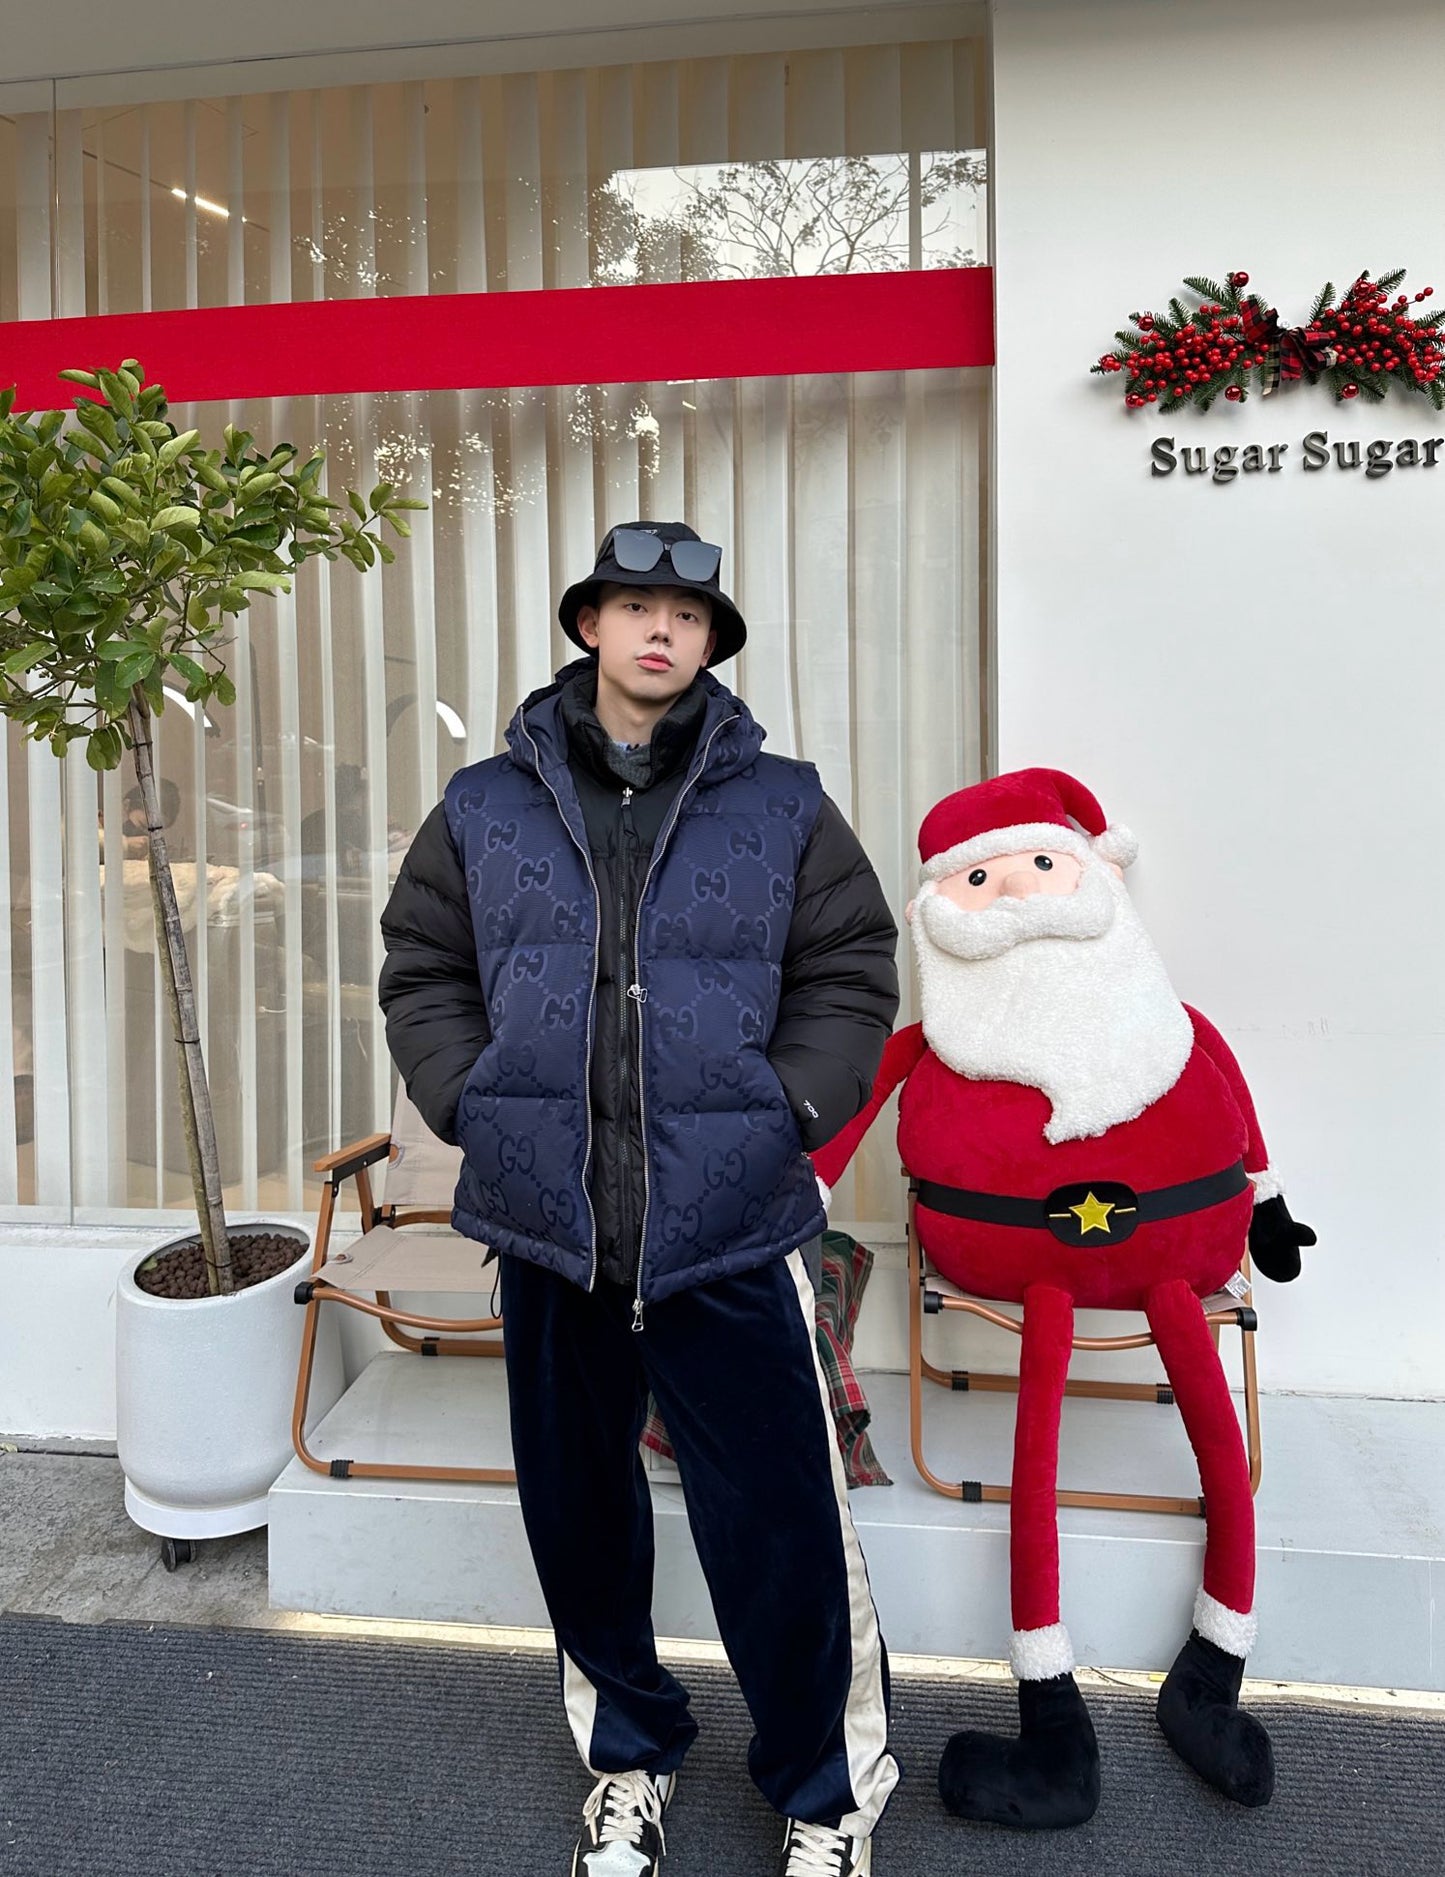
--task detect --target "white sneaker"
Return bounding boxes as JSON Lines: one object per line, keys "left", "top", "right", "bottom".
{"left": 571, "top": 1768, "right": 675, "bottom": 1875}
{"left": 777, "top": 1819, "right": 872, "bottom": 1875}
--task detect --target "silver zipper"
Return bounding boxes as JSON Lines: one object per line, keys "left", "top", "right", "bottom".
{"left": 630, "top": 712, "right": 740, "bottom": 1329}
{"left": 521, "top": 719, "right": 602, "bottom": 1291}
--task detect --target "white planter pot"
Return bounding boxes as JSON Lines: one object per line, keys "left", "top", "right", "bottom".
{"left": 116, "top": 1222, "right": 342, "bottom": 1540}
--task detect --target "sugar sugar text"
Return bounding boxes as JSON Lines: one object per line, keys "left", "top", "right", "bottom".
{"left": 1150, "top": 432, "right": 1444, "bottom": 483}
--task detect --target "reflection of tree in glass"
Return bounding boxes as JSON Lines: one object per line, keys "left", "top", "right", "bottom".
{"left": 596, "top": 153, "right": 987, "bottom": 285}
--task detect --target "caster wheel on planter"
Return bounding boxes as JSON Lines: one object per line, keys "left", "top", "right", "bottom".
{"left": 160, "top": 1537, "right": 198, "bottom": 1572}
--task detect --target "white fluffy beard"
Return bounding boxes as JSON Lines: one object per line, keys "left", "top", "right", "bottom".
{"left": 912, "top": 863, "right": 1194, "bottom": 1143}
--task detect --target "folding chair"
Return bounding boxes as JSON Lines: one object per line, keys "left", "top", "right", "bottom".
{"left": 290, "top": 1086, "right": 514, "bottom": 1485}
{"left": 905, "top": 1178, "right": 1262, "bottom": 1518}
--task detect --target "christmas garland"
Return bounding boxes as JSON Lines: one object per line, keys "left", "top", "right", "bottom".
{"left": 1092, "top": 269, "right": 1445, "bottom": 412}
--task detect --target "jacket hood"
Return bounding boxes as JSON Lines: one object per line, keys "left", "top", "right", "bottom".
{"left": 506, "top": 658, "right": 764, "bottom": 787}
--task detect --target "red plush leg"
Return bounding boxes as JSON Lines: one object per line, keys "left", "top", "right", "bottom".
{"left": 1011, "top": 1283, "right": 1075, "bottom": 1635}
{"left": 1145, "top": 1278, "right": 1255, "bottom": 1617}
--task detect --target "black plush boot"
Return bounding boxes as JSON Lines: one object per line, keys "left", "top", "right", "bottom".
{"left": 938, "top": 1673, "right": 1100, "bottom": 1829}
{"left": 1157, "top": 1630, "right": 1274, "bottom": 1807}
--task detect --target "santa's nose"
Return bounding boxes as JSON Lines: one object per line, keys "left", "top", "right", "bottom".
{"left": 999, "top": 867, "right": 1046, "bottom": 899}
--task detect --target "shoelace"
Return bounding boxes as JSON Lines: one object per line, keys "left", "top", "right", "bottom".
{"left": 582, "top": 1769, "right": 668, "bottom": 1854}
{"left": 783, "top": 1821, "right": 854, "bottom": 1876}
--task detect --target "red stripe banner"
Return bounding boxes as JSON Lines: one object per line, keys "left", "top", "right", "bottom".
{"left": 0, "top": 268, "right": 992, "bottom": 411}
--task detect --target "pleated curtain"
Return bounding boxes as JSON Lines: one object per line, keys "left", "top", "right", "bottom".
{"left": 0, "top": 38, "right": 988, "bottom": 1228}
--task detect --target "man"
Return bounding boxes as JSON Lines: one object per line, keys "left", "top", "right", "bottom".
{"left": 380, "top": 522, "right": 901, "bottom": 1875}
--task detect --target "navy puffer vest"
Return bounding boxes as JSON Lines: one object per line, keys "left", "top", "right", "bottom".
{"left": 443, "top": 668, "right": 827, "bottom": 1303}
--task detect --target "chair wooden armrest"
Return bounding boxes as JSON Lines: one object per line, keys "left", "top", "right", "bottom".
{"left": 312, "top": 1131, "right": 394, "bottom": 1178}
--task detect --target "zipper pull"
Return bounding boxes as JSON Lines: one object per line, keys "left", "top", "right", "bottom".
{"left": 627, "top": 982, "right": 648, "bottom": 1003}
{"left": 631, "top": 1297, "right": 645, "bottom": 1333}
{"left": 621, "top": 786, "right": 633, "bottom": 806}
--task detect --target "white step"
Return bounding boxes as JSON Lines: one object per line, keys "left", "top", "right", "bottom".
{"left": 268, "top": 1352, "right": 1445, "bottom": 1692}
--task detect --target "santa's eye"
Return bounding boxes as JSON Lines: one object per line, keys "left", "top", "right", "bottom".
{"left": 1033, "top": 855, "right": 1053, "bottom": 871}
{"left": 968, "top": 868, "right": 988, "bottom": 887}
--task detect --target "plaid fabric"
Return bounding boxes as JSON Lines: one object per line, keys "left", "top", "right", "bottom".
{"left": 640, "top": 1229, "right": 893, "bottom": 1489}
{"left": 1241, "top": 295, "right": 1335, "bottom": 393}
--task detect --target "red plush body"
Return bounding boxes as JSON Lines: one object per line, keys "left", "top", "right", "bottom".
{"left": 813, "top": 1003, "right": 1268, "bottom": 1632}
{"left": 899, "top": 1008, "right": 1259, "bottom": 1308}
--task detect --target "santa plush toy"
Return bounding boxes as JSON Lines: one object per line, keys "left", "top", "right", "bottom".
{"left": 813, "top": 768, "right": 1314, "bottom": 1829}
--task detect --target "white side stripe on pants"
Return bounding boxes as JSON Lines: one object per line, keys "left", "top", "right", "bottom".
{"left": 785, "top": 1248, "right": 900, "bottom": 1836}
{"left": 562, "top": 1649, "right": 601, "bottom": 1775}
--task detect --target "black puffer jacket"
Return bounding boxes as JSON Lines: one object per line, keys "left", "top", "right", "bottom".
{"left": 380, "top": 663, "right": 899, "bottom": 1288}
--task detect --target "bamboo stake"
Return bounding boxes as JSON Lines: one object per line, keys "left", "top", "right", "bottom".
{"left": 127, "top": 692, "right": 233, "bottom": 1293}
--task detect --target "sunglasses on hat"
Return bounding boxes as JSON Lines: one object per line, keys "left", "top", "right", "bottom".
{"left": 606, "top": 528, "right": 723, "bottom": 586}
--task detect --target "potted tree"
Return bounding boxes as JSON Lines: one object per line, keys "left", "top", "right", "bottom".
{"left": 0, "top": 361, "right": 420, "bottom": 1562}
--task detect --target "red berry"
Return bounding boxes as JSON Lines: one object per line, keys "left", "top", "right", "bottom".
{"left": 1224, "top": 385, "right": 1243, "bottom": 401}
{"left": 1340, "top": 383, "right": 1360, "bottom": 399}
{"left": 1229, "top": 270, "right": 1250, "bottom": 288}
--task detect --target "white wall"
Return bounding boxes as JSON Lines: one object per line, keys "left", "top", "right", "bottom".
{"left": 991, "top": 0, "right": 1445, "bottom": 1395}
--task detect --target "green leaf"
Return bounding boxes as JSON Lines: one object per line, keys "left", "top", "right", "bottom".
{"left": 58, "top": 368, "right": 101, "bottom": 389}
{"left": 232, "top": 570, "right": 292, "bottom": 591}
{"left": 168, "top": 652, "right": 209, "bottom": 689}
{"left": 96, "top": 370, "right": 134, "bottom": 418}
{"left": 151, "top": 505, "right": 202, "bottom": 532}
{"left": 347, "top": 490, "right": 368, "bottom": 523}
{"left": 382, "top": 514, "right": 412, "bottom": 539}
{"left": 86, "top": 489, "right": 123, "bottom": 524}
{"left": 96, "top": 638, "right": 151, "bottom": 661}
{"left": 226, "top": 522, "right": 282, "bottom": 550}
{"left": 114, "top": 650, "right": 154, "bottom": 688}
{"left": 100, "top": 476, "right": 145, "bottom": 513}
{"left": 213, "top": 672, "right": 237, "bottom": 707}
{"left": 194, "top": 458, "right": 231, "bottom": 495}
{"left": 85, "top": 726, "right": 123, "bottom": 771}
{"left": 157, "top": 428, "right": 200, "bottom": 468}
{"left": 369, "top": 482, "right": 394, "bottom": 510}
{"left": 2, "top": 641, "right": 51, "bottom": 677}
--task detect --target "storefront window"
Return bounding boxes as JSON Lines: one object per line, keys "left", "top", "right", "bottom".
{"left": 0, "top": 37, "right": 988, "bottom": 1225}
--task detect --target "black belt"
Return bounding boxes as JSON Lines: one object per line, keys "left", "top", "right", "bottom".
{"left": 915, "top": 1162, "right": 1249, "bottom": 1247}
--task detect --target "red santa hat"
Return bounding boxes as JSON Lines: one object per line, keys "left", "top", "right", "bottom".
{"left": 918, "top": 767, "right": 1139, "bottom": 881}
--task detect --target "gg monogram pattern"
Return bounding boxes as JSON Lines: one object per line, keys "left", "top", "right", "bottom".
{"left": 444, "top": 677, "right": 827, "bottom": 1300}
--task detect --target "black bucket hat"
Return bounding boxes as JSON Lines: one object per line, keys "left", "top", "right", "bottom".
{"left": 558, "top": 521, "right": 747, "bottom": 666}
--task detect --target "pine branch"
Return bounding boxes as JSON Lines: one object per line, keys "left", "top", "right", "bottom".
{"left": 1183, "top": 275, "right": 1227, "bottom": 305}
{"left": 1168, "top": 296, "right": 1189, "bottom": 326}
{"left": 1376, "top": 267, "right": 1407, "bottom": 293}
{"left": 1309, "top": 280, "right": 1335, "bottom": 322}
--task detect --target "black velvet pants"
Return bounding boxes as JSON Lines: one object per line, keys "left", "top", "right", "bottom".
{"left": 498, "top": 1245, "right": 898, "bottom": 1833}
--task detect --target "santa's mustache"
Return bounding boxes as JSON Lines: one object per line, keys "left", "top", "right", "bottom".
{"left": 915, "top": 863, "right": 1117, "bottom": 962}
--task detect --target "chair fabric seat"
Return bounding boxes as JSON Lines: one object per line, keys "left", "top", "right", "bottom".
{"left": 317, "top": 1225, "right": 496, "bottom": 1293}
{"left": 921, "top": 1252, "right": 1245, "bottom": 1321}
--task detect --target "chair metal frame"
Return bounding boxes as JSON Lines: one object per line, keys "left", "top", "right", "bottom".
{"left": 905, "top": 1180, "right": 1262, "bottom": 1518}
{"left": 290, "top": 1127, "right": 515, "bottom": 1487}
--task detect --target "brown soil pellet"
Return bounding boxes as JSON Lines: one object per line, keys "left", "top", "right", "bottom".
{"left": 133, "top": 1229, "right": 308, "bottom": 1301}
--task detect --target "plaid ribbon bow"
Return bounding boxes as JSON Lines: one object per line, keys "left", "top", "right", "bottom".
{"left": 1240, "top": 295, "right": 1339, "bottom": 395}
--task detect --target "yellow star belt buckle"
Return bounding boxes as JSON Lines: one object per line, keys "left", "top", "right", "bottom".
{"left": 1043, "top": 1181, "right": 1140, "bottom": 1246}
